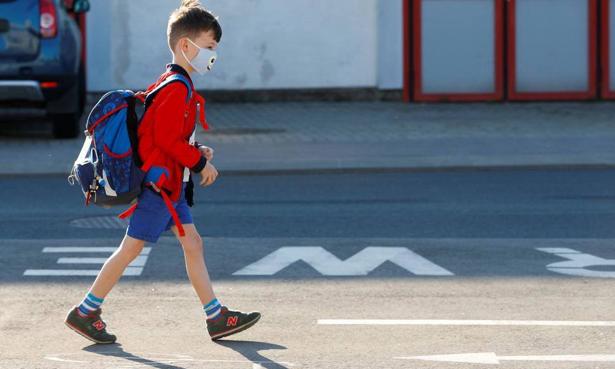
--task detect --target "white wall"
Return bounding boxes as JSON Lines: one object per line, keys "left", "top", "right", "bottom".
{"left": 87, "top": 0, "right": 404, "bottom": 92}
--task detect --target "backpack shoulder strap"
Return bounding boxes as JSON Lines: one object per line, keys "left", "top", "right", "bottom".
{"left": 145, "top": 73, "right": 193, "bottom": 109}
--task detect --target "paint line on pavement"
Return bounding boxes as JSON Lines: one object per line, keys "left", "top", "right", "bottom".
{"left": 317, "top": 319, "right": 615, "bottom": 327}
{"left": 536, "top": 248, "right": 582, "bottom": 254}
{"left": 56, "top": 255, "right": 148, "bottom": 267}
{"left": 42, "top": 247, "right": 151, "bottom": 254}
{"left": 44, "top": 353, "right": 295, "bottom": 367}
{"left": 24, "top": 266, "right": 143, "bottom": 277}
{"left": 27, "top": 247, "right": 152, "bottom": 277}
{"left": 57, "top": 257, "right": 108, "bottom": 264}
{"left": 395, "top": 352, "right": 615, "bottom": 364}
{"left": 234, "top": 246, "right": 454, "bottom": 276}
{"left": 23, "top": 269, "right": 101, "bottom": 276}
{"left": 43, "top": 247, "right": 118, "bottom": 253}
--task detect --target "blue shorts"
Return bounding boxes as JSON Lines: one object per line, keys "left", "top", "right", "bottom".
{"left": 126, "top": 183, "right": 193, "bottom": 243}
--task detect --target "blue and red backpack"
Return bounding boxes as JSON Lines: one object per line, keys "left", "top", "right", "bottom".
{"left": 68, "top": 74, "right": 192, "bottom": 227}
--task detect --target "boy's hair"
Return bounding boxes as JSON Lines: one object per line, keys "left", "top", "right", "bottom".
{"left": 167, "top": 0, "right": 222, "bottom": 52}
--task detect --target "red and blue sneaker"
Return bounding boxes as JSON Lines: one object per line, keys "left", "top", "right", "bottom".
{"left": 207, "top": 306, "right": 261, "bottom": 341}
{"left": 64, "top": 306, "right": 117, "bottom": 344}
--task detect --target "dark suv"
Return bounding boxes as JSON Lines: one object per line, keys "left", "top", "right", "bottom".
{"left": 0, "top": 0, "right": 90, "bottom": 138}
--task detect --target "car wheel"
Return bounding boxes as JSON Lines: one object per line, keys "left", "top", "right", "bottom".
{"left": 51, "top": 113, "right": 81, "bottom": 139}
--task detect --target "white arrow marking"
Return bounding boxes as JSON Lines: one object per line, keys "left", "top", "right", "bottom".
{"left": 233, "top": 247, "right": 453, "bottom": 276}
{"left": 396, "top": 352, "right": 615, "bottom": 365}
{"left": 537, "top": 247, "right": 615, "bottom": 278}
{"left": 317, "top": 319, "right": 615, "bottom": 326}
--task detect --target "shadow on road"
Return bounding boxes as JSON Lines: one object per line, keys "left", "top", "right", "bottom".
{"left": 83, "top": 343, "right": 188, "bottom": 369}
{"left": 216, "top": 340, "right": 290, "bottom": 369}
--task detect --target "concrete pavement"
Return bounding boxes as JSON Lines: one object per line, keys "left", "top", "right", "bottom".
{"left": 4, "top": 96, "right": 615, "bottom": 369}
{"left": 2, "top": 278, "right": 615, "bottom": 369}
{"left": 2, "top": 160, "right": 615, "bottom": 368}
{"left": 1, "top": 101, "right": 615, "bottom": 175}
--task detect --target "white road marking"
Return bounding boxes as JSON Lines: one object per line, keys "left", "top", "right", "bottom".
{"left": 57, "top": 255, "right": 148, "bottom": 267}
{"left": 24, "top": 269, "right": 101, "bottom": 276}
{"left": 539, "top": 248, "right": 582, "bottom": 254}
{"left": 24, "top": 266, "right": 145, "bottom": 277}
{"left": 234, "top": 246, "right": 454, "bottom": 276}
{"left": 44, "top": 356, "right": 88, "bottom": 363}
{"left": 43, "top": 247, "right": 117, "bottom": 253}
{"left": 25, "top": 247, "right": 151, "bottom": 277}
{"left": 537, "top": 247, "right": 615, "bottom": 278}
{"left": 317, "top": 319, "right": 615, "bottom": 326}
{"left": 57, "top": 257, "right": 109, "bottom": 264}
{"left": 42, "top": 247, "right": 151, "bottom": 255}
{"left": 395, "top": 352, "right": 615, "bottom": 365}
{"left": 44, "top": 353, "right": 294, "bottom": 367}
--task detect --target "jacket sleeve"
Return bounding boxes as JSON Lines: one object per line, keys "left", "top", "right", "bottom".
{"left": 152, "top": 84, "right": 207, "bottom": 173}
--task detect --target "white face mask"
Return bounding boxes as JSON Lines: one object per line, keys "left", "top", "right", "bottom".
{"left": 182, "top": 38, "right": 217, "bottom": 75}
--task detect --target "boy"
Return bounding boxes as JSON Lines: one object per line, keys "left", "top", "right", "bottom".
{"left": 65, "top": 0, "right": 260, "bottom": 344}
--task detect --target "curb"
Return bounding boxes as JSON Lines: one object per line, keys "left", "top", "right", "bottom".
{"left": 3, "top": 162, "right": 615, "bottom": 177}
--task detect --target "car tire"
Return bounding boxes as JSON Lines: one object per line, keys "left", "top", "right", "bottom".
{"left": 51, "top": 113, "right": 81, "bottom": 139}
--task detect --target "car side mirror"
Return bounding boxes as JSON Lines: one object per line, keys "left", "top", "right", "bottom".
{"left": 71, "top": 0, "right": 90, "bottom": 13}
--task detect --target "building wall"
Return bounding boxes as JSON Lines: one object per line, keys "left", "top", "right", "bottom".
{"left": 87, "top": 0, "right": 404, "bottom": 92}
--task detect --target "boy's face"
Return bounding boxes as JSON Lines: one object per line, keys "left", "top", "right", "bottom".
{"left": 178, "top": 30, "right": 218, "bottom": 73}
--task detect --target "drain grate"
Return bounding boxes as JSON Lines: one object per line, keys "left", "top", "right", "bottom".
{"left": 70, "top": 216, "right": 128, "bottom": 229}
{"left": 204, "top": 127, "right": 285, "bottom": 135}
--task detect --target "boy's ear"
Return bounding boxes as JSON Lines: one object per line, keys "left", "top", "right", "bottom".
{"left": 173, "top": 38, "right": 187, "bottom": 54}
{"left": 180, "top": 38, "right": 189, "bottom": 52}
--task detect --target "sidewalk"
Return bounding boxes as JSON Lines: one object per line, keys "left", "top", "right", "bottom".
{"left": 1, "top": 101, "right": 615, "bottom": 175}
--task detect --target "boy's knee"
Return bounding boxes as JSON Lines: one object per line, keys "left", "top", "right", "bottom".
{"left": 182, "top": 235, "right": 203, "bottom": 255}
{"left": 119, "top": 239, "right": 145, "bottom": 259}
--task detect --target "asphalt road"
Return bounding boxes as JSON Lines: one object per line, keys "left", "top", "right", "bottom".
{"left": 2, "top": 168, "right": 615, "bottom": 239}
{"left": 2, "top": 169, "right": 615, "bottom": 369}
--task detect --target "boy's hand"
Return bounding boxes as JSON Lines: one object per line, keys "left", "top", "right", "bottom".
{"left": 199, "top": 162, "right": 218, "bottom": 187}
{"left": 199, "top": 145, "right": 214, "bottom": 161}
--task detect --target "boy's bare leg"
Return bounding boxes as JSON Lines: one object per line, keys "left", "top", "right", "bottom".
{"left": 88, "top": 234, "right": 147, "bottom": 298}
{"left": 171, "top": 223, "right": 261, "bottom": 340}
{"left": 170, "top": 224, "right": 216, "bottom": 304}
{"left": 65, "top": 235, "right": 145, "bottom": 344}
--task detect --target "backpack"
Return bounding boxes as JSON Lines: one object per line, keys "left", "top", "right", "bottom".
{"left": 67, "top": 73, "right": 193, "bottom": 209}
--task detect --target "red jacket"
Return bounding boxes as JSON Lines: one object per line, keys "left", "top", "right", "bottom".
{"left": 137, "top": 65, "right": 209, "bottom": 202}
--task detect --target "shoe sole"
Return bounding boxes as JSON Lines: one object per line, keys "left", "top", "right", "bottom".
{"left": 64, "top": 320, "right": 116, "bottom": 345}
{"left": 210, "top": 314, "right": 261, "bottom": 341}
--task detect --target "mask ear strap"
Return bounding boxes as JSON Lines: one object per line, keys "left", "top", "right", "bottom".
{"left": 181, "top": 46, "right": 195, "bottom": 69}
{"left": 187, "top": 38, "right": 201, "bottom": 50}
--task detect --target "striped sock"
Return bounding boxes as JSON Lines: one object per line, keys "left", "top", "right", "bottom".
{"left": 204, "top": 298, "right": 222, "bottom": 320}
{"left": 77, "top": 292, "right": 104, "bottom": 317}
